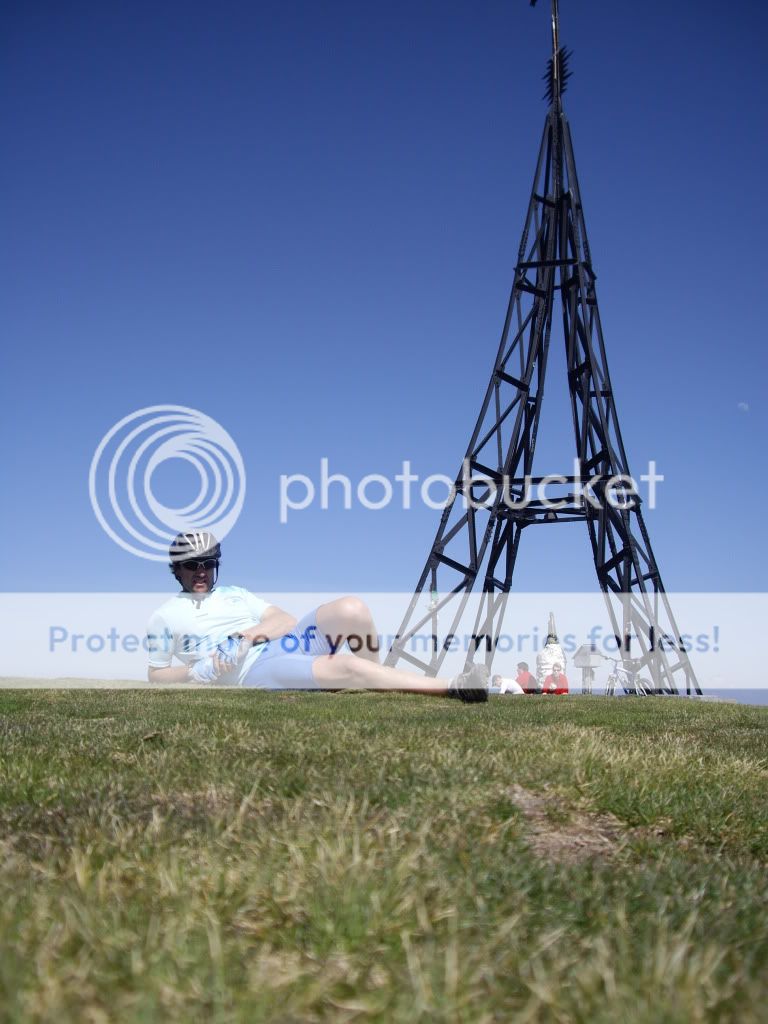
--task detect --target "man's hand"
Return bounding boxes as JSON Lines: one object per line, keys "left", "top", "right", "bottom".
{"left": 213, "top": 635, "right": 251, "bottom": 673}
{"left": 187, "top": 656, "right": 224, "bottom": 685}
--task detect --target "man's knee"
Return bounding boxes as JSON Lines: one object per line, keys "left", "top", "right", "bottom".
{"left": 325, "top": 595, "right": 372, "bottom": 628}
{"left": 312, "top": 653, "right": 358, "bottom": 685}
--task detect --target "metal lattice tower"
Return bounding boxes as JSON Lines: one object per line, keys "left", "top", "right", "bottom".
{"left": 385, "top": 0, "right": 700, "bottom": 696}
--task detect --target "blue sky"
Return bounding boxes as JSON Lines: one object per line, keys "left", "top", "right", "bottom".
{"left": 2, "top": 0, "right": 766, "bottom": 595}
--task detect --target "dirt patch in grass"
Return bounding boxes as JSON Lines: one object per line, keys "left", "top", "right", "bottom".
{"left": 508, "top": 783, "right": 625, "bottom": 864}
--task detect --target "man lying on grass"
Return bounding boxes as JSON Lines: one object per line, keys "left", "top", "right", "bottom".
{"left": 146, "top": 530, "right": 488, "bottom": 702}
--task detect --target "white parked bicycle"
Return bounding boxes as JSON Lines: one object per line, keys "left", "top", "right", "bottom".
{"left": 601, "top": 654, "right": 654, "bottom": 696}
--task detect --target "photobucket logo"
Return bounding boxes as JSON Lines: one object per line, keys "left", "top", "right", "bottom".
{"left": 279, "top": 458, "right": 664, "bottom": 522}
{"left": 89, "top": 405, "right": 246, "bottom": 561}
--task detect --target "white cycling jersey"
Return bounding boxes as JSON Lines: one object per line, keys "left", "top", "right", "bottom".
{"left": 146, "top": 585, "right": 271, "bottom": 684}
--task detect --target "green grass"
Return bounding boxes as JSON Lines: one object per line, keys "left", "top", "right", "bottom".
{"left": 0, "top": 691, "right": 767, "bottom": 1022}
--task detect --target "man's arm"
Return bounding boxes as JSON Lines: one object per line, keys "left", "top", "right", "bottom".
{"left": 209, "top": 605, "right": 298, "bottom": 676}
{"left": 148, "top": 664, "right": 194, "bottom": 684}
{"left": 146, "top": 612, "right": 189, "bottom": 683}
{"left": 146, "top": 613, "right": 223, "bottom": 684}
{"left": 237, "top": 605, "right": 298, "bottom": 646}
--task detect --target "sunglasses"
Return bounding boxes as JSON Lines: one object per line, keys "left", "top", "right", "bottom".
{"left": 179, "top": 558, "right": 219, "bottom": 572}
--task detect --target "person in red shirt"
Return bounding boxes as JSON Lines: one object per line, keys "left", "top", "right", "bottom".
{"left": 543, "top": 663, "right": 569, "bottom": 694}
{"left": 515, "top": 661, "right": 538, "bottom": 694}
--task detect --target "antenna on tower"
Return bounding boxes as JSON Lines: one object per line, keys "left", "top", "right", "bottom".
{"left": 531, "top": 0, "right": 572, "bottom": 106}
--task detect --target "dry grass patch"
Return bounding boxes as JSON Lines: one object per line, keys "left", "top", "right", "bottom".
{"left": 508, "top": 782, "right": 625, "bottom": 864}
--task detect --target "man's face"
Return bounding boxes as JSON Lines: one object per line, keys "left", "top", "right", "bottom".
{"left": 175, "top": 558, "right": 218, "bottom": 594}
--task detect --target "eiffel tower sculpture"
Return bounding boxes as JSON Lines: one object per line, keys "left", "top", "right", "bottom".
{"left": 385, "top": 0, "right": 700, "bottom": 696}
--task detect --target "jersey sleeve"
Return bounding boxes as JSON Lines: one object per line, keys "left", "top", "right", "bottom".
{"left": 240, "top": 588, "right": 272, "bottom": 623}
{"left": 146, "top": 610, "right": 174, "bottom": 668}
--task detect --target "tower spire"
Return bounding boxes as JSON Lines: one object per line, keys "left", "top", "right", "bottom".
{"left": 536, "top": 0, "right": 572, "bottom": 108}
{"left": 551, "top": 0, "right": 560, "bottom": 79}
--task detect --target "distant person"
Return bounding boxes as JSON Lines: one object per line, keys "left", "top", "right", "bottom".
{"left": 515, "top": 660, "right": 538, "bottom": 694}
{"left": 543, "top": 663, "right": 569, "bottom": 695}
{"left": 145, "top": 530, "right": 489, "bottom": 701}
{"left": 492, "top": 673, "right": 525, "bottom": 696}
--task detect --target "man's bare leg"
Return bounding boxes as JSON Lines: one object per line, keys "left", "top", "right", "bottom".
{"left": 311, "top": 653, "right": 449, "bottom": 695}
{"left": 316, "top": 597, "right": 381, "bottom": 664}
{"left": 311, "top": 598, "right": 489, "bottom": 702}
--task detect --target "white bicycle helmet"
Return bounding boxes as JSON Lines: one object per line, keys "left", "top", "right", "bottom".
{"left": 168, "top": 530, "right": 221, "bottom": 565}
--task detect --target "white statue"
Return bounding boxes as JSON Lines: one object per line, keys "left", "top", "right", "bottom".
{"left": 536, "top": 611, "right": 566, "bottom": 689}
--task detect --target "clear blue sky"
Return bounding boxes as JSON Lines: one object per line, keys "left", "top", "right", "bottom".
{"left": 2, "top": 0, "right": 766, "bottom": 594}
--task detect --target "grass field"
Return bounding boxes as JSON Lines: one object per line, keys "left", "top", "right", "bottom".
{"left": 1, "top": 691, "right": 767, "bottom": 1023}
